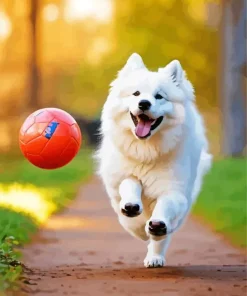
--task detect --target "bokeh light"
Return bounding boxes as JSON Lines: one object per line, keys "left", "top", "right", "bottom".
{"left": 43, "top": 4, "right": 59, "bottom": 22}
{"left": 0, "top": 11, "right": 12, "bottom": 40}
{"left": 64, "top": 0, "right": 113, "bottom": 23}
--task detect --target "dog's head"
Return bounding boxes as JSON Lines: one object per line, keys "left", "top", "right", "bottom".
{"left": 102, "top": 53, "right": 194, "bottom": 141}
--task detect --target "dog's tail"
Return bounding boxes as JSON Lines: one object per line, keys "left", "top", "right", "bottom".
{"left": 191, "top": 150, "right": 213, "bottom": 203}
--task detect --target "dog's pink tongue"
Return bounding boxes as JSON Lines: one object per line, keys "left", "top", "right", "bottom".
{"left": 135, "top": 120, "right": 152, "bottom": 138}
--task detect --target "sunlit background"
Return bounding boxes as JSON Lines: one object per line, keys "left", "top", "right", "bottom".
{"left": 0, "top": 0, "right": 228, "bottom": 153}
{"left": 0, "top": 1, "right": 246, "bottom": 278}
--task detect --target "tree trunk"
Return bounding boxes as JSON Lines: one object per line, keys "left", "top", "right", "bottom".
{"left": 219, "top": 0, "right": 247, "bottom": 157}
{"left": 29, "top": 0, "right": 41, "bottom": 110}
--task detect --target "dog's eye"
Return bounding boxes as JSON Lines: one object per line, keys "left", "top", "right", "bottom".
{"left": 154, "top": 93, "right": 163, "bottom": 100}
{"left": 133, "top": 91, "right": 140, "bottom": 96}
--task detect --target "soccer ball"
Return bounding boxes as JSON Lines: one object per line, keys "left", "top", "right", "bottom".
{"left": 19, "top": 108, "right": 82, "bottom": 169}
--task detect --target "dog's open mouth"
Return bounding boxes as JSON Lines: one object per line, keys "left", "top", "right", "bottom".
{"left": 130, "top": 113, "right": 163, "bottom": 139}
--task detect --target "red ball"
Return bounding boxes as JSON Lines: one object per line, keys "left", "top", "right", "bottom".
{"left": 19, "top": 108, "right": 82, "bottom": 169}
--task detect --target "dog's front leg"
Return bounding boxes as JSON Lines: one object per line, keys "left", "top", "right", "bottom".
{"left": 144, "top": 191, "right": 188, "bottom": 268}
{"left": 119, "top": 177, "right": 143, "bottom": 217}
{"left": 117, "top": 177, "right": 148, "bottom": 241}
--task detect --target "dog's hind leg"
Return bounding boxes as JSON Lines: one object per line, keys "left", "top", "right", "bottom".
{"left": 191, "top": 150, "right": 212, "bottom": 203}
{"left": 143, "top": 191, "right": 188, "bottom": 267}
{"left": 144, "top": 235, "right": 171, "bottom": 267}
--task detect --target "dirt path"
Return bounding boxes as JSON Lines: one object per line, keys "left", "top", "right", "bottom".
{"left": 22, "top": 177, "right": 246, "bottom": 296}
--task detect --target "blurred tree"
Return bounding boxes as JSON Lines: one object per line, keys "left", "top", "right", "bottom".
{"left": 66, "top": 0, "right": 218, "bottom": 116}
{"left": 108, "top": 0, "right": 218, "bottom": 108}
{"left": 29, "top": 0, "right": 41, "bottom": 109}
{"left": 220, "top": 0, "right": 246, "bottom": 156}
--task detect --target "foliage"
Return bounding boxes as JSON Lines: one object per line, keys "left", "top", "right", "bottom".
{"left": 0, "top": 236, "right": 22, "bottom": 292}
{"left": 193, "top": 157, "right": 247, "bottom": 248}
{"left": 0, "top": 208, "right": 37, "bottom": 246}
{"left": 0, "top": 149, "right": 93, "bottom": 291}
{"left": 58, "top": 0, "right": 218, "bottom": 117}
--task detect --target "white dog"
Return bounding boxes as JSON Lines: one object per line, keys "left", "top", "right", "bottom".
{"left": 95, "top": 53, "right": 212, "bottom": 268}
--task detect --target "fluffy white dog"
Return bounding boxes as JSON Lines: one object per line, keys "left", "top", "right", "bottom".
{"left": 95, "top": 53, "right": 212, "bottom": 268}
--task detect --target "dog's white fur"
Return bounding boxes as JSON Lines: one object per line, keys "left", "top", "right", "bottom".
{"left": 95, "top": 53, "right": 212, "bottom": 268}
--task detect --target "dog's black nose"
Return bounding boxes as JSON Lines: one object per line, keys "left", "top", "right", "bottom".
{"left": 121, "top": 203, "right": 141, "bottom": 217}
{"left": 138, "top": 100, "right": 151, "bottom": 111}
{"left": 149, "top": 220, "right": 167, "bottom": 236}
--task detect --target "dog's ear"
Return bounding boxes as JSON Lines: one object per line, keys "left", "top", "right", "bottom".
{"left": 159, "top": 60, "right": 184, "bottom": 85}
{"left": 118, "top": 53, "right": 146, "bottom": 77}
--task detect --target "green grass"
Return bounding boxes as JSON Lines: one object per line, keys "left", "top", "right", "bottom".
{"left": 193, "top": 157, "right": 247, "bottom": 248}
{"left": 0, "top": 148, "right": 93, "bottom": 291}
{"left": 0, "top": 236, "right": 23, "bottom": 293}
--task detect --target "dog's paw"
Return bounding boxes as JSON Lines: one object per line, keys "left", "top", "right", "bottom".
{"left": 144, "top": 255, "right": 166, "bottom": 268}
{"left": 148, "top": 220, "right": 167, "bottom": 236}
{"left": 121, "top": 202, "right": 142, "bottom": 217}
